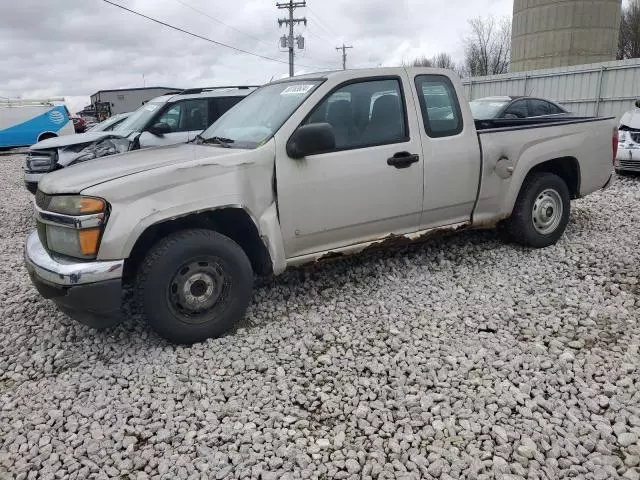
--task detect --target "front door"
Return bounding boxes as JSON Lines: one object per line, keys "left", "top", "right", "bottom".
{"left": 276, "top": 75, "right": 425, "bottom": 259}
{"left": 139, "top": 99, "right": 209, "bottom": 148}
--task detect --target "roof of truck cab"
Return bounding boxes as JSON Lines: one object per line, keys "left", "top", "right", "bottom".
{"left": 268, "top": 67, "right": 463, "bottom": 84}
{"left": 147, "top": 88, "right": 254, "bottom": 104}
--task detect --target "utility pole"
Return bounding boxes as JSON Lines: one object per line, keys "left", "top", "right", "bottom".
{"left": 336, "top": 43, "right": 353, "bottom": 70}
{"left": 277, "top": 1, "right": 307, "bottom": 77}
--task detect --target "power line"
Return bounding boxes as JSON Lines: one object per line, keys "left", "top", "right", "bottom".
{"left": 306, "top": 6, "right": 338, "bottom": 41}
{"left": 171, "top": 0, "right": 273, "bottom": 49}
{"left": 102, "top": 0, "right": 329, "bottom": 70}
{"left": 305, "top": 25, "right": 334, "bottom": 47}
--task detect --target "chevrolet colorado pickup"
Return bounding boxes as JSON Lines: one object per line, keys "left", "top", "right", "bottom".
{"left": 25, "top": 67, "right": 618, "bottom": 343}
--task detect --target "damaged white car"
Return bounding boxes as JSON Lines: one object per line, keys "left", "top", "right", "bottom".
{"left": 615, "top": 100, "right": 640, "bottom": 175}
{"left": 23, "top": 86, "right": 255, "bottom": 193}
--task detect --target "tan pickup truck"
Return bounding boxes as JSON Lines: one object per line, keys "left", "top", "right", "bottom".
{"left": 25, "top": 67, "right": 617, "bottom": 343}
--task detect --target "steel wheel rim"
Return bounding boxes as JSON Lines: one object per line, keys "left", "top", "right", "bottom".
{"left": 532, "top": 188, "right": 563, "bottom": 235}
{"left": 167, "top": 257, "right": 231, "bottom": 324}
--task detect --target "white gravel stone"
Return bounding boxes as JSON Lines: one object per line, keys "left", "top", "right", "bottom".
{"left": 1, "top": 156, "right": 640, "bottom": 479}
{"left": 619, "top": 433, "right": 639, "bottom": 448}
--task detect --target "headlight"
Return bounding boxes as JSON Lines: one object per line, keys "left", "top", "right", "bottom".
{"left": 39, "top": 195, "right": 107, "bottom": 259}
{"left": 48, "top": 196, "right": 105, "bottom": 215}
{"left": 46, "top": 225, "right": 102, "bottom": 258}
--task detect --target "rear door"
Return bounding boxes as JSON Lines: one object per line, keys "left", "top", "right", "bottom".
{"left": 411, "top": 73, "right": 481, "bottom": 229}
{"left": 276, "top": 74, "right": 425, "bottom": 258}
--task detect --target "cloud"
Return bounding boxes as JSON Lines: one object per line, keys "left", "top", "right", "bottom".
{"left": 0, "top": 0, "right": 513, "bottom": 112}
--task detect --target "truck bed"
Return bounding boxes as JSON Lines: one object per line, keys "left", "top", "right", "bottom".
{"left": 472, "top": 115, "right": 617, "bottom": 226}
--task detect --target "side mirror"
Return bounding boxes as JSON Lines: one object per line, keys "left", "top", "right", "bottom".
{"left": 148, "top": 122, "right": 172, "bottom": 136}
{"left": 635, "top": 99, "right": 640, "bottom": 109}
{"left": 286, "top": 123, "right": 336, "bottom": 159}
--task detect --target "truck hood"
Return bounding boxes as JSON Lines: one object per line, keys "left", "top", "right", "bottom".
{"left": 30, "top": 131, "right": 129, "bottom": 150}
{"left": 620, "top": 108, "right": 640, "bottom": 130}
{"left": 38, "top": 143, "right": 248, "bottom": 194}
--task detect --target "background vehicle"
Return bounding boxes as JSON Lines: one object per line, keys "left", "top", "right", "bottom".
{"left": 615, "top": 100, "right": 640, "bottom": 175}
{"left": 25, "top": 67, "right": 616, "bottom": 344}
{"left": 470, "top": 95, "right": 572, "bottom": 120}
{"left": 86, "top": 112, "right": 131, "bottom": 133}
{"left": 0, "top": 98, "right": 74, "bottom": 148}
{"left": 23, "top": 86, "right": 256, "bottom": 193}
{"left": 72, "top": 117, "right": 87, "bottom": 133}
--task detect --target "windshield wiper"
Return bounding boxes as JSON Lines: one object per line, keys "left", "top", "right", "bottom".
{"left": 200, "top": 136, "right": 235, "bottom": 148}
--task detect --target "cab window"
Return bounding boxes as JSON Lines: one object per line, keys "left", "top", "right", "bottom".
{"left": 305, "top": 78, "right": 408, "bottom": 150}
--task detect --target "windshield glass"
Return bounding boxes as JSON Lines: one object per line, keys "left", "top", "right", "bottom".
{"left": 469, "top": 99, "right": 510, "bottom": 120}
{"left": 199, "top": 81, "right": 321, "bottom": 149}
{"left": 89, "top": 113, "right": 126, "bottom": 132}
{"left": 115, "top": 102, "right": 164, "bottom": 135}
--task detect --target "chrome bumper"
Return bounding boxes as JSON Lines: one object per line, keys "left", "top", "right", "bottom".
{"left": 616, "top": 149, "right": 640, "bottom": 172}
{"left": 24, "top": 230, "right": 124, "bottom": 286}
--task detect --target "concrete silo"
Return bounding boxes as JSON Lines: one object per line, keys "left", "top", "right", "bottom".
{"left": 510, "top": 0, "right": 622, "bottom": 72}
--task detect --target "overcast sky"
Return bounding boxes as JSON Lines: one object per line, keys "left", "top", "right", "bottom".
{"left": 0, "top": 0, "right": 514, "bottom": 113}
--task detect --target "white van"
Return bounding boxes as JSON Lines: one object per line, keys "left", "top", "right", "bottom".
{"left": 0, "top": 98, "right": 75, "bottom": 148}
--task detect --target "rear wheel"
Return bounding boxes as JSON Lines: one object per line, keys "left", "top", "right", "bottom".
{"left": 501, "top": 172, "right": 570, "bottom": 248}
{"left": 38, "top": 133, "right": 57, "bottom": 142}
{"left": 135, "top": 229, "right": 253, "bottom": 344}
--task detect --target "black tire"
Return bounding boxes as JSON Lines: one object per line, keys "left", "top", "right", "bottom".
{"left": 135, "top": 229, "right": 253, "bottom": 344}
{"left": 38, "top": 133, "right": 57, "bottom": 142}
{"left": 502, "top": 172, "right": 570, "bottom": 248}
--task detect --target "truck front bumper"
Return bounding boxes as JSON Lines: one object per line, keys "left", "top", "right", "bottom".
{"left": 24, "top": 230, "right": 125, "bottom": 328}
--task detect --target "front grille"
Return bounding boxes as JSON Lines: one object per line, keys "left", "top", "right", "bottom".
{"left": 35, "top": 190, "right": 51, "bottom": 210}
{"left": 618, "top": 158, "right": 640, "bottom": 171}
{"left": 26, "top": 149, "right": 57, "bottom": 173}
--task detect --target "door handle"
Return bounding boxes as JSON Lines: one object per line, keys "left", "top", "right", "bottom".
{"left": 387, "top": 152, "right": 420, "bottom": 169}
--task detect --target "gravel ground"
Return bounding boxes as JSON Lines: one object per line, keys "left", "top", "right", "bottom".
{"left": 1, "top": 153, "right": 639, "bottom": 480}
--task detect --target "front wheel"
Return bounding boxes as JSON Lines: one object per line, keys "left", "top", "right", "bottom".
{"left": 135, "top": 229, "right": 254, "bottom": 344}
{"left": 501, "top": 172, "right": 570, "bottom": 248}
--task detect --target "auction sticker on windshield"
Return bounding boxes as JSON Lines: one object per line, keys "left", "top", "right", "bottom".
{"left": 281, "top": 84, "right": 315, "bottom": 96}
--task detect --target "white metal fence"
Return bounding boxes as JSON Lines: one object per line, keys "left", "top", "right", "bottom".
{"left": 461, "top": 58, "right": 640, "bottom": 121}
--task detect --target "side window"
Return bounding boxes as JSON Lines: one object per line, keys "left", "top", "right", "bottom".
{"left": 156, "top": 104, "right": 182, "bottom": 131}
{"left": 156, "top": 100, "right": 209, "bottom": 133}
{"left": 414, "top": 75, "right": 463, "bottom": 138}
{"left": 209, "top": 96, "right": 244, "bottom": 124}
{"left": 529, "top": 99, "right": 561, "bottom": 116}
{"left": 503, "top": 100, "right": 528, "bottom": 118}
{"left": 306, "top": 78, "right": 407, "bottom": 150}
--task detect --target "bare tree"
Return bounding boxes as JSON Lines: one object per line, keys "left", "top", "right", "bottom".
{"left": 432, "top": 52, "right": 457, "bottom": 70}
{"left": 463, "top": 16, "right": 511, "bottom": 76}
{"left": 618, "top": 0, "right": 640, "bottom": 59}
{"left": 406, "top": 53, "right": 457, "bottom": 71}
{"left": 411, "top": 56, "right": 434, "bottom": 67}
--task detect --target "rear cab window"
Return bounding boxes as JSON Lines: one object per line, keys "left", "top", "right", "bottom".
{"left": 414, "top": 75, "right": 463, "bottom": 138}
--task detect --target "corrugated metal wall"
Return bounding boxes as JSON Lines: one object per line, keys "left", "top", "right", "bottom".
{"left": 461, "top": 58, "right": 640, "bottom": 120}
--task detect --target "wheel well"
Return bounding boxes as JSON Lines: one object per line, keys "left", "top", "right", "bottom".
{"left": 38, "top": 132, "right": 57, "bottom": 142}
{"left": 123, "top": 208, "right": 273, "bottom": 282}
{"left": 528, "top": 157, "right": 580, "bottom": 199}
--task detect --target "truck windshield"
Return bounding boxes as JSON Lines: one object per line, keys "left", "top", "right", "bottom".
{"left": 115, "top": 102, "right": 164, "bottom": 135}
{"left": 469, "top": 99, "right": 510, "bottom": 120}
{"left": 199, "top": 81, "right": 321, "bottom": 149}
